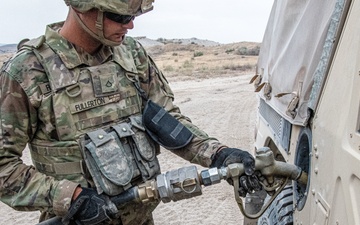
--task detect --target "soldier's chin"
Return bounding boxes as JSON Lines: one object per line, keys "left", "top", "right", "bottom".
{"left": 112, "top": 34, "right": 126, "bottom": 44}
{"left": 102, "top": 35, "right": 125, "bottom": 47}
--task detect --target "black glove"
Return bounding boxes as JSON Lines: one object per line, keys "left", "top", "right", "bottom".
{"left": 211, "top": 148, "right": 262, "bottom": 197}
{"left": 62, "top": 188, "right": 118, "bottom": 225}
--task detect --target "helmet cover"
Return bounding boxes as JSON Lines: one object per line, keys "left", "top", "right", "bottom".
{"left": 64, "top": 0, "right": 154, "bottom": 16}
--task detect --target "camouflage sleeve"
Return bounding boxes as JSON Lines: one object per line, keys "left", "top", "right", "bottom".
{"left": 143, "top": 56, "right": 226, "bottom": 168}
{"left": 0, "top": 52, "right": 78, "bottom": 216}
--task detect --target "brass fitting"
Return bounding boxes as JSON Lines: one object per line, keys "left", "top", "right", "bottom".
{"left": 137, "top": 180, "right": 159, "bottom": 203}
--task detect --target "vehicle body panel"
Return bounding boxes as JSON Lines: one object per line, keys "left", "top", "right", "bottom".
{"left": 251, "top": 0, "right": 360, "bottom": 224}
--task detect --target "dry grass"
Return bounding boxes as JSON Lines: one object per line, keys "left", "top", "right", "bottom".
{"left": 146, "top": 42, "right": 259, "bottom": 82}
{"left": 0, "top": 41, "right": 259, "bottom": 81}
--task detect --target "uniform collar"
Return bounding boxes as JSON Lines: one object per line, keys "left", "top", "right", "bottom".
{"left": 45, "top": 22, "right": 113, "bottom": 69}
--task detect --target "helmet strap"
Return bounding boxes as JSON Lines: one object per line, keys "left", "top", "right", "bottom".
{"left": 73, "top": 9, "right": 121, "bottom": 47}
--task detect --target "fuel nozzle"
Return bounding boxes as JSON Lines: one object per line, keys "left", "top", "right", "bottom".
{"left": 254, "top": 147, "right": 308, "bottom": 186}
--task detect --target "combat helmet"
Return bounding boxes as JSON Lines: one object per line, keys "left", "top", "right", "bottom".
{"left": 64, "top": 0, "right": 154, "bottom": 16}
{"left": 64, "top": 0, "right": 154, "bottom": 46}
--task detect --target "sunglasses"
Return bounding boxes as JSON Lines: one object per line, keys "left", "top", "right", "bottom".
{"left": 104, "top": 12, "right": 135, "bottom": 24}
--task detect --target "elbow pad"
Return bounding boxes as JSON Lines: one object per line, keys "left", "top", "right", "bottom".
{"left": 143, "top": 100, "right": 193, "bottom": 150}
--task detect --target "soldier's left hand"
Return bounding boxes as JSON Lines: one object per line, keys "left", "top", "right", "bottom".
{"left": 62, "top": 187, "right": 118, "bottom": 225}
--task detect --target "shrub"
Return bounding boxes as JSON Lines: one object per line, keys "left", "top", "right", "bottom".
{"left": 237, "top": 47, "right": 248, "bottom": 55}
{"left": 193, "top": 51, "right": 204, "bottom": 57}
{"left": 163, "top": 65, "right": 175, "bottom": 72}
{"left": 183, "top": 60, "right": 193, "bottom": 68}
{"left": 225, "top": 48, "right": 235, "bottom": 54}
{"left": 156, "top": 37, "right": 166, "bottom": 43}
{"left": 236, "top": 46, "right": 260, "bottom": 56}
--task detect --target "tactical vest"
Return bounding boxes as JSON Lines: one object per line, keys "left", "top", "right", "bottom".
{"left": 25, "top": 37, "right": 160, "bottom": 195}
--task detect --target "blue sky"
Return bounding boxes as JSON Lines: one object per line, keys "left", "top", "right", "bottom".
{"left": 0, "top": 0, "right": 273, "bottom": 44}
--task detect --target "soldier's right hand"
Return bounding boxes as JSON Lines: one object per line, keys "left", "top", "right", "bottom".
{"left": 211, "top": 147, "right": 262, "bottom": 197}
{"left": 62, "top": 187, "right": 118, "bottom": 225}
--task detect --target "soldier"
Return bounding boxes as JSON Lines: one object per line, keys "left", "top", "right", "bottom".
{"left": 0, "top": 0, "right": 261, "bottom": 224}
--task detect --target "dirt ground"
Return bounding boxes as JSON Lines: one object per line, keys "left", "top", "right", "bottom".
{"left": 0, "top": 74, "right": 258, "bottom": 225}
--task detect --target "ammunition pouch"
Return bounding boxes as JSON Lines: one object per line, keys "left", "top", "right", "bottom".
{"left": 143, "top": 100, "right": 193, "bottom": 150}
{"left": 80, "top": 115, "right": 160, "bottom": 196}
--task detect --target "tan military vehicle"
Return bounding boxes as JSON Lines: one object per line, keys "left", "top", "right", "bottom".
{"left": 245, "top": 0, "right": 360, "bottom": 224}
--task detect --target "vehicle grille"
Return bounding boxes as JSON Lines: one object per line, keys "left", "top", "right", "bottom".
{"left": 259, "top": 98, "right": 291, "bottom": 152}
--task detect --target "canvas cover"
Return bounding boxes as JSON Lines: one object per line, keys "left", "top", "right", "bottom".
{"left": 255, "top": 0, "right": 346, "bottom": 125}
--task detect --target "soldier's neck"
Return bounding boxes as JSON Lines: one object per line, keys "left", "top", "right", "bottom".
{"left": 59, "top": 12, "right": 102, "bottom": 55}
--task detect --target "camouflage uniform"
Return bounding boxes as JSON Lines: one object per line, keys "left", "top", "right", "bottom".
{"left": 0, "top": 22, "right": 225, "bottom": 224}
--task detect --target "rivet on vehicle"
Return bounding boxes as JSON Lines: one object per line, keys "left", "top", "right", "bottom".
{"left": 98, "top": 134, "right": 104, "bottom": 139}
{"left": 122, "top": 127, "right": 127, "bottom": 132}
{"left": 314, "top": 168, "right": 318, "bottom": 174}
{"left": 315, "top": 152, "right": 319, "bottom": 159}
{"left": 312, "top": 189, "right": 315, "bottom": 195}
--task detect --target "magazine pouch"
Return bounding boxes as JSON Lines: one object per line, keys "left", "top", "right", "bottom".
{"left": 81, "top": 116, "right": 160, "bottom": 196}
